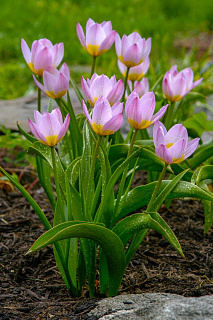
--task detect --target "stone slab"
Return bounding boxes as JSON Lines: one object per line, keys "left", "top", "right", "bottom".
{"left": 88, "top": 293, "right": 213, "bottom": 320}
{"left": 0, "top": 88, "right": 82, "bottom": 132}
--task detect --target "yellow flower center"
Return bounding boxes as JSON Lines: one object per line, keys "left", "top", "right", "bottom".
{"left": 165, "top": 94, "right": 182, "bottom": 102}
{"left": 86, "top": 44, "right": 107, "bottom": 57}
{"left": 46, "top": 90, "right": 67, "bottom": 99}
{"left": 28, "top": 62, "right": 44, "bottom": 76}
{"left": 166, "top": 142, "right": 173, "bottom": 148}
{"left": 39, "top": 135, "right": 61, "bottom": 146}
{"left": 172, "top": 154, "right": 185, "bottom": 163}
{"left": 128, "top": 119, "right": 153, "bottom": 130}
{"left": 91, "top": 123, "right": 113, "bottom": 136}
{"left": 118, "top": 55, "right": 142, "bottom": 68}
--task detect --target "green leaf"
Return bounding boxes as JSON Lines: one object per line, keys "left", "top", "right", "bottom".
{"left": 148, "top": 169, "right": 189, "bottom": 212}
{"left": 109, "top": 144, "right": 164, "bottom": 169}
{"left": 183, "top": 112, "right": 207, "bottom": 137}
{"left": 36, "top": 157, "right": 56, "bottom": 210}
{"left": 191, "top": 165, "right": 213, "bottom": 185}
{"left": 189, "top": 145, "right": 213, "bottom": 169}
{"left": 199, "top": 182, "right": 213, "bottom": 234}
{"left": 95, "top": 148, "right": 141, "bottom": 224}
{"left": 69, "top": 75, "right": 85, "bottom": 103}
{"left": 66, "top": 91, "right": 83, "bottom": 157}
{"left": 112, "top": 213, "right": 183, "bottom": 258}
{"left": 27, "top": 222, "right": 126, "bottom": 297}
{"left": 0, "top": 166, "right": 51, "bottom": 230}
{"left": 17, "top": 122, "right": 37, "bottom": 143}
{"left": 28, "top": 142, "right": 66, "bottom": 194}
{"left": 118, "top": 180, "right": 213, "bottom": 221}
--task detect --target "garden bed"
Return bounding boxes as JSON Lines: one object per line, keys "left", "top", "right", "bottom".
{"left": 1, "top": 152, "right": 213, "bottom": 320}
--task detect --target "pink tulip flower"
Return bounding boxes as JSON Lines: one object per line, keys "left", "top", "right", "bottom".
{"left": 76, "top": 18, "right": 116, "bottom": 57}
{"left": 162, "top": 65, "right": 203, "bottom": 102}
{"left": 153, "top": 121, "right": 200, "bottom": 164}
{"left": 82, "top": 97, "right": 123, "bottom": 136}
{"left": 115, "top": 32, "right": 151, "bottom": 68}
{"left": 128, "top": 78, "right": 149, "bottom": 98}
{"left": 125, "top": 91, "right": 168, "bottom": 130}
{"left": 33, "top": 63, "right": 70, "bottom": 99}
{"left": 21, "top": 38, "right": 64, "bottom": 76}
{"left": 118, "top": 57, "right": 150, "bottom": 81}
{"left": 28, "top": 109, "right": 70, "bottom": 147}
{"left": 81, "top": 73, "right": 124, "bottom": 107}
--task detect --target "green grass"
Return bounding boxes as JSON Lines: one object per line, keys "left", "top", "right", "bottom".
{"left": 0, "top": 0, "right": 212, "bottom": 99}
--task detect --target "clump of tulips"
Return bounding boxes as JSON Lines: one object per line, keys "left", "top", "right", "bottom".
{"left": 1, "top": 18, "right": 213, "bottom": 299}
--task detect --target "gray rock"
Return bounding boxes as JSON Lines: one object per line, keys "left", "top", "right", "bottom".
{"left": 88, "top": 293, "right": 213, "bottom": 320}
{"left": 0, "top": 88, "right": 81, "bottom": 131}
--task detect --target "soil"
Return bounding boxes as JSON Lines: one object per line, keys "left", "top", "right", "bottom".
{"left": 1, "top": 148, "right": 213, "bottom": 320}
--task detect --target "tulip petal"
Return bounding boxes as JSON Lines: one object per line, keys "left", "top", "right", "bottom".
{"left": 107, "top": 79, "right": 124, "bottom": 104}
{"left": 98, "top": 30, "right": 116, "bottom": 53}
{"left": 102, "top": 113, "right": 123, "bottom": 134}
{"left": 155, "top": 144, "right": 173, "bottom": 164}
{"left": 34, "top": 47, "right": 52, "bottom": 73}
{"left": 42, "top": 71, "right": 56, "bottom": 92}
{"left": 184, "top": 138, "right": 200, "bottom": 159}
{"left": 33, "top": 75, "right": 45, "bottom": 93}
{"left": 123, "top": 43, "right": 142, "bottom": 67}
{"left": 111, "top": 101, "right": 123, "bottom": 116}
{"left": 101, "top": 21, "right": 113, "bottom": 35}
{"left": 92, "top": 98, "right": 112, "bottom": 125}
{"left": 28, "top": 119, "right": 47, "bottom": 143}
{"left": 82, "top": 100, "right": 92, "bottom": 125}
{"left": 21, "top": 39, "right": 31, "bottom": 64}
{"left": 153, "top": 126, "right": 165, "bottom": 148}
{"left": 81, "top": 76, "right": 95, "bottom": 105}
{"left": 54, "top": 42, "right": 64, "bottom": 67}
{"left": 115, "top": 33, "right": 122, "bottom": 57}
{"left": 57, "top": 114, "right": 70, "bottom": 142}
{"left": 151, "top": 104, "right": 168, "bottom": 123}
{"left": 51, "top": 108, "right": 63, "bottom": 125}
{"left": 165, "top": 124, "right": 188, "bottom": 145}
{"left": 90, "top": 75, "right": 112, "bottom": 100}
{"left": 54, "top": 73, "right": 68, "bottom": 96}
{"left": 76, "top": 23, "right": 86, "bottom": 49}
{"left": 168, "top": 138, "right": 187, "bottom": 161}
{"left": 86, "top": 23, "right": 105, "bottom": 46}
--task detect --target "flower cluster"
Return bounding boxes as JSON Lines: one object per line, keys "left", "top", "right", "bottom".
{"left": 15, "top": 17, "right": 208, "bottom": 302}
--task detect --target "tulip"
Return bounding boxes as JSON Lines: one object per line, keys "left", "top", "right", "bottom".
{"left": 153, "top": 121, "right": 200, "bottom": 164}
{"left": 33, "top": 63, "right": 70, "bottom": 99}
{"left": 115, "top": 32, "right": 151, "bottom": 68}
{"left": 162, "top": 65, "right": 203, "bottom": 102}
{"left": 82, "top": 97, "right": 123, "bottom": 136}
{"left": 28, "top": 109, "right": 70, "bottom": 146}
{"left": 76, "top": 18, "right": 116, "bottom": 57}
{"left": 81, "top": 73, "right": 124, "bottom": 107}
{"left": 21, "top": 38, "right": 64, "bottom": 76}
{"left": 125, "top": 91, "right": 168, "bottom": 130}
{"left": 118, "top": 57, "right": 150, "bottom": 81}
{"left": 128, "top": 78, "right": 149, "bottom": 98}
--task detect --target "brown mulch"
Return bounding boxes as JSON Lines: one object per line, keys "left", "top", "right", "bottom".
{"left": 1, "top": 150, "right": 213, "bottom": 320}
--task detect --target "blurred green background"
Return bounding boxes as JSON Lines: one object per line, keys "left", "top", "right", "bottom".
{"left": 0, "top": 0, "right": 212, "bottom": 99}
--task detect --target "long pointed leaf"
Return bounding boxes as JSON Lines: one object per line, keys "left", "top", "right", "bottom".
{"left": 113, "top": 213, "right": 183, "bottom": 257}
{"left": 27, "top": 222, "right": 126, "bottom": 297}
{"left": 118, "top": 180, "right": 213, "bottom": 221}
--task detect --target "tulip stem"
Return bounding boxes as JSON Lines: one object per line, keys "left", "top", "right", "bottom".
{"left": 37, "top": 76, "right": 42, "bottom": 113}
{"left": 85, "top": 135, "right": 102, "bottom": 220}
{"left": 114, "top": 129, "right": 138, "bottom": 216}
{"left": 164, "top": 102, "right": 175, "bottom": 130}
{"left": 91, "top": 56, "right": 97, "bottom": 77}
{"left": 146, "top": 162, "right": 168, "bottom": 212}
{"left": 122, "top": 67, "right": 130, "bottom": 102}
{"left": 50, "top": 147, "right": 61, "bottom": 205}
